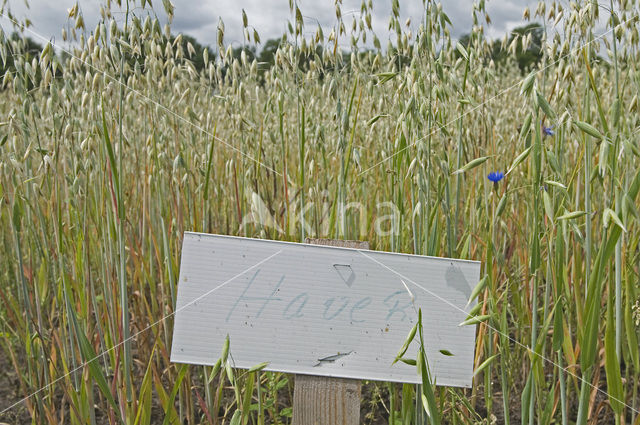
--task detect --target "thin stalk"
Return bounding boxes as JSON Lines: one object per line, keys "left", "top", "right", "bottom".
{"left": 558, "top": 351, "right": 567, "bottom": 425}
{"left": 609, "top": 0, "right": 623, "bottom": 363}
{"left": 583, "top": 47, "right": 592, "bottom": 303}
{"left": 202, "top": 125, "right": 217, "bottom": 232}
{"left": 455, "top": 55, "right": 470, "bottom": 249}
{"left": 117, "top": 0, "right": 133, "bottom": 403}
{"left": 278, "top": 97, "right": 290, "bottom": 239}
{"left": 293, "top": 2, "right": 304, "bottom": 241}
{"left": 529, "top": 107, "right": 543, "bottom": 425}
{"left": 299, "top": 104, "right": 305, "bottom": 240}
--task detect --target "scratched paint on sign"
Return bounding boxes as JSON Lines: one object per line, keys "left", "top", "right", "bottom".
{"left": 170, "top": 232, "right": 481, "bottom": 387}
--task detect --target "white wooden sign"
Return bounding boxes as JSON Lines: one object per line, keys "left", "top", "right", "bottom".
{"left": 170, "top": 233, "right": 480, "bottom": 387}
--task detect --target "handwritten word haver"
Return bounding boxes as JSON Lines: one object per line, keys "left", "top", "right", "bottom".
{"left": 224, "top": 269, "right": 416, "bottom": 324}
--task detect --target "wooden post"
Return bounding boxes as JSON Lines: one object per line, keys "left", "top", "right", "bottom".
{"left": 291, "top": 238, "right": 368, "bottom": 425}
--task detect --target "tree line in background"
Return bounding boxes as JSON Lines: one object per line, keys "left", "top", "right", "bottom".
{"left": 1, "top": 22, "right": 547, "bottom": 85}
{"left": 164, "top": 22, "right": 549, "bottom": 73}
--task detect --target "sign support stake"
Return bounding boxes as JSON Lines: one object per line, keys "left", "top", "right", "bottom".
{"left": 291, "top": 238, "right": 368, "bottom": 425}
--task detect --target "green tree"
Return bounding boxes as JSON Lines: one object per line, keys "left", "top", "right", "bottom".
{"left": 1, "top": 33, "right": 43, "bottom": 78}
{"left": 508, "top": 23, "right": 543, "bottom": 72}
{"left": 1, "top": 33, "right": 45, "bottom": 89}
{"left": 231, "top": 45, "right": 256, "bottom": 63}
{"left": 458, "top": 23, "right": 544, "bottom": 73}
{"left": 257, "top": 37, "right": 281, "bottom": 68}
{"left": 172, "top": 33, "right": 215, "bottom": 72}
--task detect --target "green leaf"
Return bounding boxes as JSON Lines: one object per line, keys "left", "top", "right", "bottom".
{"left": 242, "top": 371, "right": 255, "bottom": 421}
{"left": 552, "top": 300, "right": 564, "bottom": 352}
{"left": 392, "top": 322, "right": 417, "bottom": 365}
{"left": 221, "top": 334, "right": 230, "bottom": 363}
{"left": 605, "top": 300, "right": 624, "bottom": 414}
{"left": 438, "top": 349, "right": 454, "bottom": 356}
{"left": 162, "top": 365, "right": 189, "bottom": 425}
{"left": 247, "top": 362, "right": 269, "bottom": 373}
{"left": 458, "top": 314, "right": 491, "bottom": 326}
{"left": 610, "top": 99, "right": 621, "bottom": 127}
{"left": 366, "top": 114, "right": 388, "bottom": 126}
{"left": 415, "top": 308, "right": 440, "bottom": 425}
{"left": 187, "top": 107, "right": 200, "bottom": 123}
{"left": 581, "top": 217, "right": 625, "bottom": 372}
{"left": 467, "top": 275, "right": 488, "bottom": 305}
{"left": 226, "top": 360, "right": 234, "bottom": 385}
{"left": 229, "top": 410, "right": 242, "bottom": 425}
{"left": 543, "top": 190, "right": 554, "bottom": 221}
{"left": 77, "top": 337, "right": 120, "bottom": 418}
{"left": 65, "top": 286, "right": 122, "bottom": 422}
{"left": 207, "top": 358, "right": 222, "bottom": 383}
{"left": 507, "top": 146, "right": 531, "bottom": 175}
{"left": 624, "top": 137, "right": 640, "bottom": 157}
{"left": 604, "top": 208, "right": 626, "bottom": 232}
{"left": 421, "top": 393, "right": 432, "bottom": 419}
{"left": 133, "top": 347, "right": 156, "bottom": 425}
{"left": 574, "top": 120, "right": 603, "bottom": 139}
{"left": 521, "top": 371, "right": 533, "bottom": 424}
{"left": 520, "top": 71, "right": 536, "bottom": 96}
{"left": 496, "top": 193, "right": 508, "bottom": 217}
{"left": 541, "top": 383, "right": 557, "bottom": 425}
{"left": 519, "top": 113, "right": 533, "bottom": 140}
{"left": 465, "top": 302, "right": 483, "bottom": 320}
{"left": 535, "top": 301, "right": 561, "bottom": 352}
{"left": 375, "top": 72, "right": 398, "bottom": 84}
{"left": 536, "top": 90, "right": 556, "bottom": 119}
{"left": 452, "top": 156, "right": 490, "bottom": 175}
{"left": 12, "top": 199, "right": 22, "bottom": 231}
{"left": 544, "top": 180, "right": 567, "bottom": 189}
{"left": 456, "top": 42, "right": 469, "bottom": 61}
{"left": 473, "top": 354, "right": 498, "bottom": 377}
{"left": 418, "top": 352, "right": 440, "bottom": 425}
{"left": 557, "top": 210, "right": 586, "bottom": 220}
{"left": 100, "top": 100, "right": 119, "bottom": 193}
{"left": 279, "top": 407, "right": 293, "bottom": 418}
{"left": 599, "top": 137, "right": 609, "bottom": 176}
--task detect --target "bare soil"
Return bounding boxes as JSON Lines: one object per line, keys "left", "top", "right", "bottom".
{"left": 0, "top": 348, "right": 31, "bottom": 424}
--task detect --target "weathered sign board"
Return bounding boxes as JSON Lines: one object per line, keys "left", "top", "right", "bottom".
{"left": 170, "top": 232, "right": 481, "bottom": 387}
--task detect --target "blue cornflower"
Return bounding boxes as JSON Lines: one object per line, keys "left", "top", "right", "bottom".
{"left": 488, "top": 171, "right": 504, "bottom": 183}
{"left": 542, "top": 125, "right": 555, "bottom": 137}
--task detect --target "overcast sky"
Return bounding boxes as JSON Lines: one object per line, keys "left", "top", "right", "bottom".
{"left": 3, "top": 0, "right": 533, "bottom": 50}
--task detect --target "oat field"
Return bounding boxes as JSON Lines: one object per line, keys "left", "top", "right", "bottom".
{"left": 1, "top": 0, "right": 640, "bottom": 424}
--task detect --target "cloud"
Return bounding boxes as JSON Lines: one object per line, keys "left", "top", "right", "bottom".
{"left": 1, "top": 0, "right": 530, "bottom": 50}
